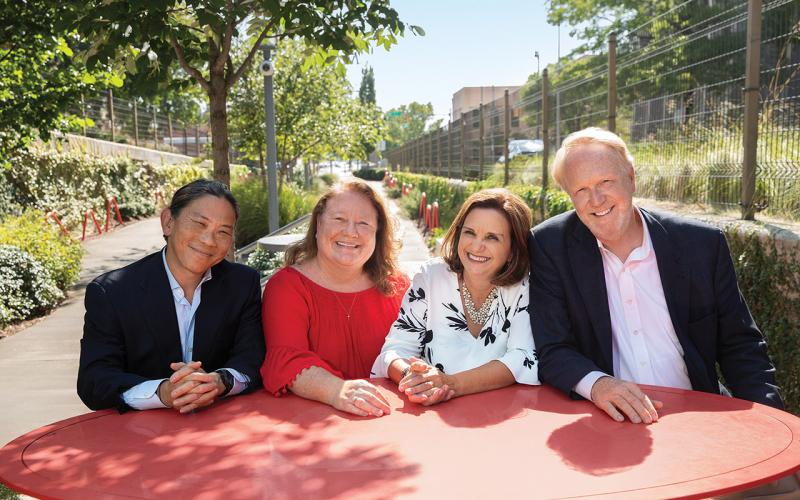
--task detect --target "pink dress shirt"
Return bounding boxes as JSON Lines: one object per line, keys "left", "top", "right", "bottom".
{"left": 574, "top": 208, "right": 692, "bottom": 400}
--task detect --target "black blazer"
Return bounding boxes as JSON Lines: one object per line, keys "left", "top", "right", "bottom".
{"left": 77, "top": 251, "right": 266, "bottom": 411}
{"left": 528, "top": 208, "right": 783, "bottom": 409}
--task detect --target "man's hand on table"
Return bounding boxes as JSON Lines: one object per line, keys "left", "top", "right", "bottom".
{"left": 157, "top": 361, "right": 226, "bottom": 414}
{"left": 590, "top": 376, "right": 663, "bottom": 424}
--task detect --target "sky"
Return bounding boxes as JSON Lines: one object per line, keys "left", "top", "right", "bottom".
{"left": 345, "top": 0, "right": 586, "bottom": 122}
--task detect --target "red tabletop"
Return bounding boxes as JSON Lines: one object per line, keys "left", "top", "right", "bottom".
{"left": 1, "top": 381, "right": 799, "bottom": 499}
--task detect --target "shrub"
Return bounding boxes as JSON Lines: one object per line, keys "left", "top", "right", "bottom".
{"left": 352, "top": 168, "right": 386, "bottom": 181}
{"left": 0, "top": 210, "right": 83, "bottom": 290}
{"left": 319, "top": 173, "right": 338, "bottom": 187}
{"left": 246, "top": 246, "right": 284, "bottom": 278}
{"left": 232, "top": 179, "right": 318, "bottom": 248}
{"left": 157, "top": 163, "right": 208, "bottom": 203}
{"left": 0, "top": 245, "right": 63, "bottom": 328}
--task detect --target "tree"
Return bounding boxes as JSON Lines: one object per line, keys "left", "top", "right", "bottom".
{"left": 358, "top": 65, "right": 377, "bottom": 158}
{"left": 358, "top": 65, "right": 376, "bottom": 105}
{"left": 228, "top": 38, "right": 384, "bottom": 183}
{"left": 66, "top": 1, "right": 419, "bottom": 186}
{"left": 0, "top": 1, "right": 113, "bottom": 162}
{"left": 384, "top": 101, "right": 433, "bottom": 149}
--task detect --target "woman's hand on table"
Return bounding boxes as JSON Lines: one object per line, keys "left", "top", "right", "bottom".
{"left": 331, "top": 379, "right": 392, "bottom": 418}
{"left": 398, "top": 357, "right": 456, "bottom": 406}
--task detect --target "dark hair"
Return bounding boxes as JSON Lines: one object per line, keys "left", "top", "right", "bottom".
{"left": 284, "top": 180, "right": 402, "bottom": 296}
{"left": 169, "top": 179, "right": 239, "bottom": 220}
{"left": 440, "top": 188, "right": 532, "bottom": 287}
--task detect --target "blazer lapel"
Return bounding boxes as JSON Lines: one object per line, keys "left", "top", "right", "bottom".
{"left": 192, "top": 261, "right": 227, "bottom": 362}
{"left": 642, "top": 210, "right": 705, "bottom": 387}
{"left": 567, "top": 219, "right": 614, "bottom": 372}
{"left": 140, "top": 253, "right": 182, "bottom": 364}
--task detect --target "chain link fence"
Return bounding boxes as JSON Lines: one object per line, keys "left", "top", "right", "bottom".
{"left": 385, "top": 0, "right": 800, "bottom": 219}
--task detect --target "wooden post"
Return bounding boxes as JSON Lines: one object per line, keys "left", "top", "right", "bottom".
{"left": 80, "top": 93, "right": 87, "bottom": 136}
{"left": 183, "top": 122, "right": 188, "bottom": 155}
{"left": 437, "top": 128, "right": 443, "bottom": 177}
{"left": 152, "top": 106, "right": 159, "bottom": 151}
{"left": 541, "top": 69, "right": 550, "bottom": 222}
{"left": 195, "top": 123, "right": 200, "bottom": 157}
{"left": 447, "top": 121, "right": 453, "bottom": 178}
{"left": 168, "top": 113, "right": 174, "bottom": 151}
{"left": 504, "top": 89, "right": 510, "bottom": 186}
{"left": 133, "top": 101, "right": 139, "bottom": 146}
{"left": 460, "top": 113, "right": 466, "bottom": 180}
{"left": 608, "top": 32, "right": 617, "bottom": 133}
{"left": 478, "top": 103, "right": 485, "bottom": 180}
{"left": 741, "top": 0, "right": 762, "bottom": 220}
{"left": 107, "top": 89, "right": 115, "bottom": 142}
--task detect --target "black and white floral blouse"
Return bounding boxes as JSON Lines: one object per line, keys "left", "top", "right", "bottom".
{"left": 371, "top": 258, "right": 540, "bottom": 385}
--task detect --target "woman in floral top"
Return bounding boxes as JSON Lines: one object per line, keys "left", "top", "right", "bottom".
{"left": 372, "top": 189, "right": 539, "bottom": 405}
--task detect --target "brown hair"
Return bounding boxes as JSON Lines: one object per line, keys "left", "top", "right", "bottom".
{"left": 551, "top": 127, "right": 635, "bottom": 188}
{"left": 284, "top": 180, "right": 401, "bottom": 295}
{"left": 440, "top": 188, "right": 532, "bottom": 286}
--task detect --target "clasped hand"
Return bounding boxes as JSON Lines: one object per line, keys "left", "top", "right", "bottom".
{"left": 157, "top": 361, "right": 226, "bottom": 414}
{"left": 398, "top": 357, "right": 456, "bottom": 406}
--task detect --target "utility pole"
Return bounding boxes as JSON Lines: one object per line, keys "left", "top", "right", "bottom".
{"left": 261, "top": 43, "right": 279, "bottom": 233}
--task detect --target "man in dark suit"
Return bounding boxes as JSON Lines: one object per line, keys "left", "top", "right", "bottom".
{"left": 529, "top": 127, "right": 783, "bottom": 425}
{"left": 78, "top": 179, "right": 265, "bottom": 413}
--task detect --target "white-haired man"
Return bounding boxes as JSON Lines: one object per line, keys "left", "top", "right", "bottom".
{"left": 528, "top": 127, "right": 783, "bottom": 426}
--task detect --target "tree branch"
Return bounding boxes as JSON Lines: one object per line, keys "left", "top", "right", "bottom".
{"left": 170, "top": 34, "right": 210, "bottom": 92}
{"left": 227, "top": 19, "right": 277, "bottom": 87}
{"left": 213, "top": 0, "right": 237, "bottom": 73}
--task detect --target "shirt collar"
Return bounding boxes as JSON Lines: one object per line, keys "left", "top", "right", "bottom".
{"left": 161, "top": 247, "right": 212, "bottom": 295}
{"left": 595, "top": 207, "right": 653, "bottom": 263}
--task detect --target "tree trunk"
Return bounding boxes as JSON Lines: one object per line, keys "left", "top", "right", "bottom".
{"left": 208, "top": 71, "right": 231, "bottom": 187}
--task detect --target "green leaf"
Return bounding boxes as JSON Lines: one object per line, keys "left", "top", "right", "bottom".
{"left": 80, "top": 73, "right": 97, "bottom": 84}
{"left": 57, "top": 38, "right": 74, "bottom": 57}
{"left": 108, "top": 74, "right": 124, "bottom": 87}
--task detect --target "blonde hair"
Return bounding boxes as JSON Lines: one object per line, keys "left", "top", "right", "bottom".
{"left": 284, "top": 180, "right": 401, "bottom": 296}
{"left": 551, "top": 127, "right": 635, "bottom": 188}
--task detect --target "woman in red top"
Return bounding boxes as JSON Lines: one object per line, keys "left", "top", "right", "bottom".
{"left": 261, "top": 180, "right": 408, "bottom": 417}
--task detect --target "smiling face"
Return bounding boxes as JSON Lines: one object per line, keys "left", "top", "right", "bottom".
{"left": 161, "top": 194, "right": 236, "bottom": 282}
{"left": 457, "top": 207, "right": 512, "bottom": 285}
{"left": 315, "top": 189, "right": 379, "bottom": 271}
{"left": 560, "top": 143, "right": 640, "bottom": 252}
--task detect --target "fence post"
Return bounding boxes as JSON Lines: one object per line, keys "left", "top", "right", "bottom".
{"left": 460, "top": 113, "right": 466, "bottom": 180}
{"left": 107, "top": 89, "right": 115, "bottom": 142}
{"left": 504, "top": 89, "right": 510, "bottom": 186}
{"left": 133, "top": 100, "right": 139, "bottom": 146}
{"left": 541, "top": 69, "right": 550, "bottom": 222}
{"left": 741, "top": 0, "right": 762, "bottom": 220}
{"left": 168, "top": 113, "right": 174, "bottom": 151}
{"left": 478, "top": 103, "right": 485, "bottom": 180}
{"left": 80, "top": 93, "right": 87, "bottom": 136}
{"left": 183, "top": 122, "right": 188, "bottom": 155}
{"left": 437, "top": 128, "right": 443, "bottom": 177}
{"left": 447, "top": 120, "right": 453, "bottom": 178}
{"left": 154, "top": 106, "right": 161, "bottom": 150}
{"left": 608, "top": 32, "right": 617, "bottom": 133}
{"left": 555, "top": 90, "right": 561, "bottom": 149}
{"left": 428, "top": 131, "right": 433, "bottom": 174}
{"left": 195, "top": 123, "right": 200, "bottom": 156}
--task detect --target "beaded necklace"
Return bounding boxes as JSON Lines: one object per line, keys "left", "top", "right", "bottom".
{"left": 460, "top": 281, "right": 497, "bottom": 326}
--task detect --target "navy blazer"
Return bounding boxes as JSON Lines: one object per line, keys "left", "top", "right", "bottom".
{"left": 77, "top": 251, "right": 266, "bottom": 411}
{"left": 528, "top": 208, "right": 783, "bottom": 409}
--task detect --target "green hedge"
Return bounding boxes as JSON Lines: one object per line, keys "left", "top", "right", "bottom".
{"left": 233, "top": 179, "right": 318, "bottom": 248}
{"left": 0, "top": 245, "right": 63, "bottom": 328}
{"left": 0, "top": 149, "right": 208, "bottom": 229}
{"left": 0, "top": 210, "right": 83, "bottom": 290}
{"left": 352, "top": 168, "right": 386, "bottom": 181}
{"left": 388, "top": 172, "right": 800, "bottom": 415}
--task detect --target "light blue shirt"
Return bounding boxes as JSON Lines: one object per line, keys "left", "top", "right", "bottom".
{"left": 121, "top": 249, "right": 250, "bottom": 410}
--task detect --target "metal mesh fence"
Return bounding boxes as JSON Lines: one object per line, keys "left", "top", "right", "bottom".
{"left": 384, "top": 0, "right": 800, "bottom": 219}
{"left": 69, "top": 90, "right": 208, "bottom": 157}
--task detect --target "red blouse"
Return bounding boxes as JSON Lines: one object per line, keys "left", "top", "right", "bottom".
{"left": 260, "top": 266, "right": 409, "bottom": 396}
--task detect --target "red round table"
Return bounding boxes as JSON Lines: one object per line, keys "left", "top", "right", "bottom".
{"left": 1, "top": 381, "right": 799, "bottom": 499}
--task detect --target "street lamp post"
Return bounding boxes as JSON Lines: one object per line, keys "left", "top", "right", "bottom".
{"left": 261, "top": 43, "right": 279, "bottom": 234}
{"left": 534, "top": 51, "right": 540, "bottom": 75}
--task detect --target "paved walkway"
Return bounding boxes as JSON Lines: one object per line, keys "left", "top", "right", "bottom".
{"left": 0, "top": 182, "right": 430, "bottom": 448}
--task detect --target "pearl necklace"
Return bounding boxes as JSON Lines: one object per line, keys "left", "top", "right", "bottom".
{"left": 460, "top": 281, "right": 497, "bottom": 326}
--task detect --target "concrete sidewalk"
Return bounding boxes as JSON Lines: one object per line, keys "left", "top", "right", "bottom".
{"left": 0, "top": 181, "right": 431, "bottom": 448}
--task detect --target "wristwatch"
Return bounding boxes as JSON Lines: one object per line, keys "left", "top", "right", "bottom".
{"left": 215, "top": 369, "right": 234, "bottom": 397}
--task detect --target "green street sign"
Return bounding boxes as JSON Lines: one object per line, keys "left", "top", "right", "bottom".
{"left": 388, "top": 111, "right": 403, "bottom": 117}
